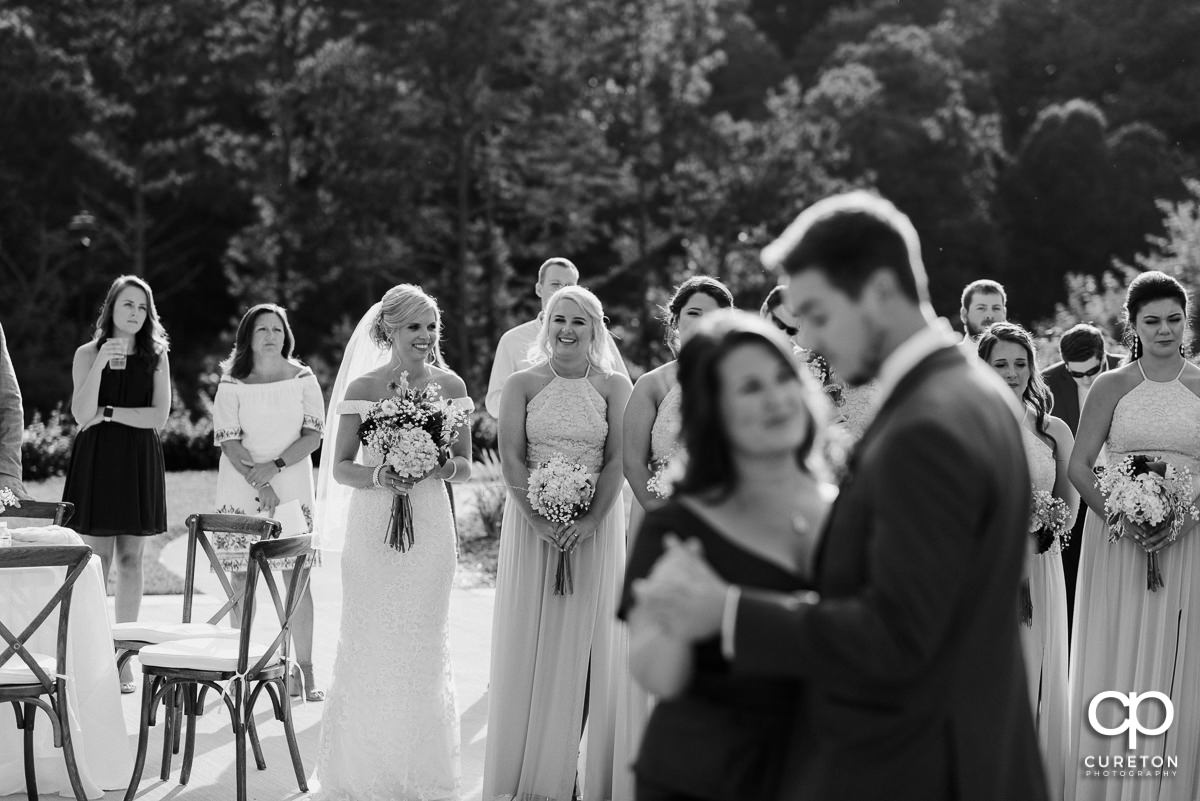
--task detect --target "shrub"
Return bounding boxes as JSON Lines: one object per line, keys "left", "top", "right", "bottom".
{"left": 21, "top": 405, "right": 74, "bottom": 481}
{"left": 160, "top": 391, "right": 220, "bottom": 471}
{"left": 471, "top": 448, "right": 506, "bottom": 539}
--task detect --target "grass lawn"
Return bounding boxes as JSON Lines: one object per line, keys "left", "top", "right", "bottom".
{"left": 24, "top": 470, "right": 503, "bottom": 593}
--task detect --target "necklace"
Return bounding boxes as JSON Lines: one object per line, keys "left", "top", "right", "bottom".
{"left": 549, "top": 359, "right": 590, "bottom": 380}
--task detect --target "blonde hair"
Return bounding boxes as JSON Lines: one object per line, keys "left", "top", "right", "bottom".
{"left": 372, "top": 284, "right": 446, "bottom": 367}
{"left": 528, "top": 285, "right": 617, "bottom": 374}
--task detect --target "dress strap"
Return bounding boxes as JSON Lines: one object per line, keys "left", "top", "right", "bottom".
{"left": 1175, "top": 360, "right": 1188, "bottom": 382}
{"left": 1137, "top": 359, "right": 1148, "bottom": 380}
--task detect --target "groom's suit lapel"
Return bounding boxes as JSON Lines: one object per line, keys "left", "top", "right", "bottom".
{"left": 813, "top": 345, "right": 967, "bottom": 574}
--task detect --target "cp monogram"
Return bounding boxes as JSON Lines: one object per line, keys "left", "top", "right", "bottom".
{"left": 1088, "top": 691, "right": 1174, "bottom": 749}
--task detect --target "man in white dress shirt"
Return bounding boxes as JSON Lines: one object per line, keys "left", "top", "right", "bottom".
{"left": 484, "top": 257, "right": 627, "bottom": 418}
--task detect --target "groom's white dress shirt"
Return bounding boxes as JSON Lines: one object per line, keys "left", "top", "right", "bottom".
{"left": 719, "top": 318, "right": 958, "bottom": 657}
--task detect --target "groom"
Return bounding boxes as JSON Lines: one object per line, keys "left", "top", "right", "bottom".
{"left": 632, "top": 191, "right": 1047, "bottom": 800}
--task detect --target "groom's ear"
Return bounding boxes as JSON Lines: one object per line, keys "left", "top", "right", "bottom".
{"left": 860, "top": 267, "right": 902, "bottom": 308}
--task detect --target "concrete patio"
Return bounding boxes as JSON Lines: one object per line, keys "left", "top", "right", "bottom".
{"left": 27, "top": 540, "right": 496, "bottom": 801}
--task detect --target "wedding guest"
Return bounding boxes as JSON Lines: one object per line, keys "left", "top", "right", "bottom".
{"left": 211, "top": 303, "right": 325, "bottom": 701}
{"left": 616, "top": 274, "right": 733, "bottom": 799}
{"left": 632, "top": 191, "right": 1047, "bottom": 801}
{"left": 1040, "top": 322, "right": 1121, "bottom": 633}
{"left": 63, "top": 275, "right": 170, "bottom": 693}
{"left": 621, "top": 309, "right": 835, "bottom": 801}
{"left": 959, "top": 278, "right": 1007, "bottom": 347}
{"left": 1066, "top": 271, "right": 1200, "bottom": 801}
{"left": 980, "top": 322, "right": 1077, "bottom": 801}
{"left": 0, "top": 321, "right": 28, "bottom": 498}
{"left": 485, "top": 257, "right": 627, "bottom": 418}
{"left": 483, "top": 286, "right": 631, "bottom": 801}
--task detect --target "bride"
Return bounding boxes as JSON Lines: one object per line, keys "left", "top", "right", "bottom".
{"left": 311, "top": 284, "right": 473, "bottom": 801}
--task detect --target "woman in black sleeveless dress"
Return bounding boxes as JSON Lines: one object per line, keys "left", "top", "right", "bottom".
{"left": 63, "top": 275, "right": 170, "bottom": 691}
{"left": 620, "top": 310, "right": 836, "bottom": 801}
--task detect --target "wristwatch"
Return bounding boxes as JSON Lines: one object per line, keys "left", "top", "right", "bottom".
{"left": 273, "top": 457, "right": 286, "bottom": 470}
{"left": 103, "top": 406, "right": 114, "bottom": 422}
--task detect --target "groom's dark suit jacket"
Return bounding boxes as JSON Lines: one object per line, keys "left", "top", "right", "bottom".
{"left": 734, "top": 344, "right": 1048, "bottom": 801}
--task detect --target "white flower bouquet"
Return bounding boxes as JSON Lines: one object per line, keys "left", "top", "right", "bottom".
{"left": 527, "top": 453, "right": 594, "bottom": 595}
{"left": 646, "top": 453, "right": 684, "bottom": 501}
{"left": 0, "top": 487, "right": 20, "bottom": 513}
{"left": 358, "top": 371, "right": 469, "bottom": 552}
{"left": 1096, "top": 454, "right": 1198, "bottom": 591}
{"left": 1029, "top": 489, "right": 1072, "bottom": 556}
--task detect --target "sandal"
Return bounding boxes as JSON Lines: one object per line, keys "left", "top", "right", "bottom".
{"left": 120, "top": 681, "right": 137, "bottom": 694}
{"left": 290, "top": 662, "right": 325, "bottom": 702}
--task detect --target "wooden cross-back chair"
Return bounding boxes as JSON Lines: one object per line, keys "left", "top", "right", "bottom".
{"left": 0, "top": 500, "right": 75, "bottom": 527}
{"left": 0, "top": 545, "right": 92, "bottom": 801}
{"left": 111, "top": 513, "right": 282, "bottom": 760}
{"left": 124, "top": 534, "right": 314, "bottom": 801}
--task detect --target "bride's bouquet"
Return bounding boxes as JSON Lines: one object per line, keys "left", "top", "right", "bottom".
{"left": 1020, "top": 488, "right": 1073, "bottom": 625}
{"left": 1096, "top": 454, "right": 1198, "bottom": 591}
{"left": 527, "top": 453, "right": 594, "bottom": 595}
{"left": 358, "top": 371, "right": 469, "bottom": 553}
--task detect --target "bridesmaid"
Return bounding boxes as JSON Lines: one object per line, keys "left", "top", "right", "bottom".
{"left": 979, "top": 322, "right": 1076, "bottom": 801}
{"left": 614, "top": 276, "right": 733, "bottom": 799}
{"left": 483, "top": 285, "right": 633, "bottom": 801}
{"left": 1066, "top": 271, "right": 1200, "bottom": 801}
{"left": 620, "top": 310, "right": 835, "bottom": 801}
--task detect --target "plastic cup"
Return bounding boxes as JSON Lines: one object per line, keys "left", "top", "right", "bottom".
{"left": 110, "top": 339, "right": 128, "bottom": 370}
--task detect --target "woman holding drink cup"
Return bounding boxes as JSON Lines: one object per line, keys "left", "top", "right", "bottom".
{"left": 63, "top": 274, "right": 171, "bottom": 692}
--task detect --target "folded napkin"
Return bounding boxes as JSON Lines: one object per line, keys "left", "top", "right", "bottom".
{"left": 8, "top": 525, "right": 85, "bottom": 545}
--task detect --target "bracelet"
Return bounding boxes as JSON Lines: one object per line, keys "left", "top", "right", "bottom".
{"left": 371, "top": 463, "right": 386, "bottom": 489}
{"left": 445, "top": 458, "right": 459, "bottom": 482}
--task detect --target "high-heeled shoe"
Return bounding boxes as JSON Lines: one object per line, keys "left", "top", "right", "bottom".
{"left": 290, "top": 662, "right": 325, "bottom": 702}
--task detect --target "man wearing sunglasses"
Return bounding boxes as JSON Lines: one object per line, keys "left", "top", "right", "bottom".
{"left": 1041, "top": 322, "right": 1122, "bottom": 636}
{"left": 759, "top": 284, "right": 804, "bottom": 345}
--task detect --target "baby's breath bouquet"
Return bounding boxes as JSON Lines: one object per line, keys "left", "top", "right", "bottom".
{"left": 527, "top": 453, "right": 594, "bottom": 595}
{"left": 1020, "top": 489, "right": 1073, "bottom": 626}
{"left": 0, "top": 487, "right": 21, "bottom": 513}
{"left": 358, "top": 371, "right": 468, "bottom": 552}
{"left": 1096, "top": 454, "right": 1199, "bottom": 591}
{"left": 646, "top": 453, "right": 684, "bottom": 501}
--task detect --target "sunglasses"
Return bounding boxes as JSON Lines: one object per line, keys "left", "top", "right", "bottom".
{"left": 770, "top": 313, "right": 799, "bottom": 337}
{"left": 1066, "top": 363, "right": 1104, "bottom": 379}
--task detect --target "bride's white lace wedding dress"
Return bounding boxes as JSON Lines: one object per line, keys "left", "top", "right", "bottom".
{"left": 312, "top": 397, "right": 470, "bottom": 801}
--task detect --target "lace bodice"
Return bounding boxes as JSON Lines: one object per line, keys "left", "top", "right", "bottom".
{"left": 1108, "top": 368, "right": 1200, "bottom": 479}
{"left": 526, "top": 377, "right": 608, "bottom": 473}
{"left": 1022, "top": 425, "right": 1057, "bottom": 496}
{"left": 649, "top": 383, "right": 682, "bottom": 464}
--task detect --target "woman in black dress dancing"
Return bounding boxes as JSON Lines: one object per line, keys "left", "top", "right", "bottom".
{"left": 620, "top": 310, "right": 836, "bottom": 801}
{"left": 63, "top": 274, "right": 170, "bottom": 692}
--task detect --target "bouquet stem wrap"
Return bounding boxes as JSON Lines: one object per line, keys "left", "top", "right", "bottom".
{"left": 385, "top": 494, "right": 416, "bottom": 553}
{"left": 553, "top": 547, "right": 574, "bottom": 596}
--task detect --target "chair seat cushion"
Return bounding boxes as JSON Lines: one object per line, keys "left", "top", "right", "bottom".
{"left": 0, "top": 651, "right": 56, "bottom": 685}
{"left": 138, "top": 637, "right": 280, "bottom": 672}
{"left": 112, "top": 621, "right": 241, "bottom": 644}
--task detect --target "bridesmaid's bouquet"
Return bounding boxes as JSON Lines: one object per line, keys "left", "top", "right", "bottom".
{"left": 1029, "top": 489, "right": 1072, "bottom": 556}
{"left": 1020, "top": 489, "right": 1072, "bottom": 626}
{"left": 1096, "top": 454, "right": 1198, "bottom": 591}
{"left": 527, "top": 453, "right": 594, "bottom": 595}
{"left": 646, "top": 453, "right": 684, "bottom": 500}
{"left": 359, "top": 371, "right": 469, "bottom": 553}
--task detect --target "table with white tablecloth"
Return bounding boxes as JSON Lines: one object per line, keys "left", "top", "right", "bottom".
{"left": 0, "top": 527, "right": 132, "bottom": 799}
